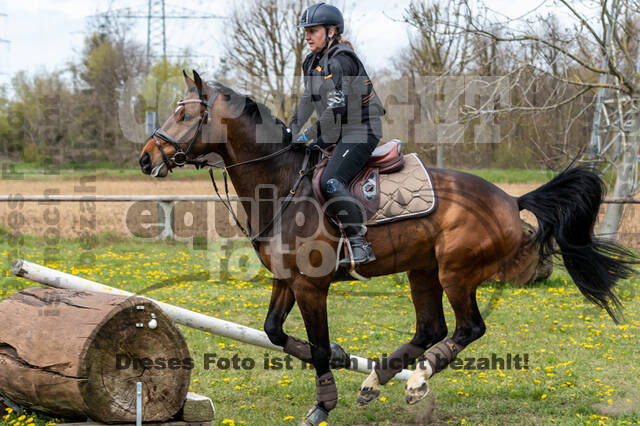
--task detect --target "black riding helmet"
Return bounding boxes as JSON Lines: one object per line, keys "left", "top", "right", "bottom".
{"left": 299, "top": 3, "right": 344, "bottom": 50}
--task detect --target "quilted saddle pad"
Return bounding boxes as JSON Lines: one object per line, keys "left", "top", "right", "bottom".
{"left": 366, "top": 153, "right": 436, "bottom": 225}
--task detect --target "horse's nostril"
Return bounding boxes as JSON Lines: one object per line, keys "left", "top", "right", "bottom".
{"left": 140, "top": 153, "right": 152, "bottom": 174}
{"left": 140, "top": 153, "right": 152, "bottom": 170}
{"left": 140, "top": 152, "right": 150, "bottom": 166}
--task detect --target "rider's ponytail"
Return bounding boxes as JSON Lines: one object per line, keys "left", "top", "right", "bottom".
{"left": 337, "top": 34, "right": 353, "bottom": 49}
{"left": 330, "top": 25, "right": 353, "bottom": 50}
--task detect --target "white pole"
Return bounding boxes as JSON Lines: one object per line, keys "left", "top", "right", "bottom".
{"left": 11, "top": 259, "right": 411, "bottom": 380}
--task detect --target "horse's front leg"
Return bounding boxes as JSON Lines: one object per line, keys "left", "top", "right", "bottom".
{"left": 291, "top": 274, "right": 336, "bottom": 426}
{"left": 264, "top": 278, "right": 350, "bottom": 368}
{"left": 263, "top": 278, "right": 313, "bottom": 362}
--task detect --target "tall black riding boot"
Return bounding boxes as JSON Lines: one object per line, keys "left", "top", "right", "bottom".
{"left": 323, "top": 179, "right": 376, "bottom": 267}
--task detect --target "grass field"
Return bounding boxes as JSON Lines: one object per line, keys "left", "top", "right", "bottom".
{"left": 458, "top": 168, "right": 558, "bottom": 184}
{"left": 0, "top": 234, "right": 639, "bottom": 425}
{"left": 7, "top": 162, "right": 223, "bottom": 180}
{"left": 10, "top": 161, "right": 560, "bottom": 184}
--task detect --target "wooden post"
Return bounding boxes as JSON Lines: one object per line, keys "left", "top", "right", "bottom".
{"left": 158, "top": 200, "right": 174, "bottom": 240}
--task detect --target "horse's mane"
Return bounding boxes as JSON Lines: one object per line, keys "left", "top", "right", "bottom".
{"left": 207, "top": 81, "right": 317, "bottom": 167}
{"left": 210, "top": 81, "right": 288, "bottom": 136}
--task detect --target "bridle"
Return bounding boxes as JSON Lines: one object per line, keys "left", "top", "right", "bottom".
{"left": 148, "top": 84, "right": 317, "bottom": 259}
{"left": 152, "top": 97, "right": 213, "bottom": 173}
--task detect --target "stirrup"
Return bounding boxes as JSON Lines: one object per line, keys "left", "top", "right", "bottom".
{"left": 339, "top": 236, "right": 376, "bottom": 268}
{"left": 302, "top": 405, "right": 329, "bottom": 426}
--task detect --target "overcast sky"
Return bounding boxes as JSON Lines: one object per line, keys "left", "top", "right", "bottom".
{"left": 0, "top": 0, "right": 557, "bottom": 86}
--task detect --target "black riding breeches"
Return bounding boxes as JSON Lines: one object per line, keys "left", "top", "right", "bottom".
{"left": 320, "top": 132, "right": 380, "bottom": 194}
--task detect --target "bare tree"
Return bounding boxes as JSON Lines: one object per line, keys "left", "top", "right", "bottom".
{"left": 454, "top": 0, "right": 640, "bottom": 241}
{"left": 71, "top": 12, "right": 146, "bottom": 162}
{"left": 402, "top": 0, "right": 473, "bottom": 167}
{"left": 223, "top": 0, "right": 313, "bottom": 123}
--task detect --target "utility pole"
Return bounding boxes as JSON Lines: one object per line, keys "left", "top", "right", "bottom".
{"left": 98, "top": 3, "right": 226, "bottom": 133}
{"left": 146, "top": 0, "right": 167, "bottom": 71}
{"left": 0, "top": 10, "right": 9, "bottom": 79}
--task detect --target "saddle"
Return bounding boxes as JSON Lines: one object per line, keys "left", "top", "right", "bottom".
{"left": 312, "top": 139, "right": 405, "bottom": 220}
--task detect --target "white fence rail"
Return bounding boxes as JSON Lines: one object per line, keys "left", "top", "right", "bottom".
{"left": 0, "top": 195, "right": 240, "bottom": 239}
{"left": 0, "top": 195, "right": 239, "bottom": 202}
{"left": 0, "top": 195, "right": 635, "bottom": 203}
{"left": 0, "top": 194, "right": 637, "bottom": 239}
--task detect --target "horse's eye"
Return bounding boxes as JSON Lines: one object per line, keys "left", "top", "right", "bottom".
{"left": 184, "top": 114, "right": 194, "bottom": 121}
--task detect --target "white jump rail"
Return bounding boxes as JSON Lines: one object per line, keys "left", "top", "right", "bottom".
{"left": 11, "top": 258, "right": 412, "bottom": 381}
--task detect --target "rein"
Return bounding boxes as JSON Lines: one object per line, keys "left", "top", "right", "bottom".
{"left": 208, "top": 148, "right": 314, "bottom": 249}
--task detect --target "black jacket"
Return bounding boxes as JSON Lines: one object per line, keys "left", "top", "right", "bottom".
{"left": 289, "top": 42, "right": 385, "bottom": 145}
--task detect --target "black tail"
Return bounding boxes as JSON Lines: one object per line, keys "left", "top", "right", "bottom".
{"left": 518, "top": 166, "right": 638, "bottom": 323}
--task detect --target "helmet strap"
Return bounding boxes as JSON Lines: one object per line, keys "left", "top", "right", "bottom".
{"left": 323, "top": 25, "right": 330, "bottom": 52}
{"left": 323, "top": 25, "right": 337, "bottom": 53}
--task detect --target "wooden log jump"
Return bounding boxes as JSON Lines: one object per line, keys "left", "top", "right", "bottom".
{"left": 0, "top": 288, "right": 190, "bottom": 422}
{"left": 11, "top": 259, "right": 412, "bottom": 381}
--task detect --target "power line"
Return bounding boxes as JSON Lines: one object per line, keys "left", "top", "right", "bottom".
{"left": 97, "top": 1, "right": 227, "bottom": 70}
{"left": 95, "top": 2, "right": 228, "bottom": 137}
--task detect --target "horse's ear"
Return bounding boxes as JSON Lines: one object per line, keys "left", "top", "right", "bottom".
{"left": 183, "top": 70, "right": 195, "bottom": 88}
{"left": 193, "top": 70, "right": 204, "bottom": 96}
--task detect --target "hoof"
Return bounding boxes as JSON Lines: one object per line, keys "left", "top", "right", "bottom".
{"left": 405, "top": 381, "right": 429, "bottom": 405}
{"left": 329, "top": 342, "right": 350, "bottom": 369}
{"left": 356, "top": 386, "right": 380, "bottom": 406}
{"left": 301, "top": 405, "right": 329, "bottom": 426}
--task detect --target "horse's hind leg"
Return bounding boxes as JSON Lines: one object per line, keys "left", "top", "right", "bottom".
{"left": 405, "top": 278, "right": 486, "bottom": 404}
{"left": 358, "top": 269, "right": 447, "bottom": 406}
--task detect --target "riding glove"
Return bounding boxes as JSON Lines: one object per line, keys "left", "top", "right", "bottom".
{"left": 293, "top": 127, "right": 325, "bottom": 150}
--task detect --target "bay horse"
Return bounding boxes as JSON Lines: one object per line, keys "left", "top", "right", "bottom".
{"left": 139, "top": 71, "right": 637, "bottom": 425}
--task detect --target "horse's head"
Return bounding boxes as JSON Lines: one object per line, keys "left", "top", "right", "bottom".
{"left": 139, "top": 70, "right": 218, "bottom": 177}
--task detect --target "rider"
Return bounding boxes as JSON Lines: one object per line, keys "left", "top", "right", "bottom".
{"left": 291, "top": 2, "right": 386, "bottom": 267}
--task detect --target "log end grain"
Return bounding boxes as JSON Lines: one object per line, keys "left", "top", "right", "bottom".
{"left": 0, "top": 289, "right": 191, "bottom": 423}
